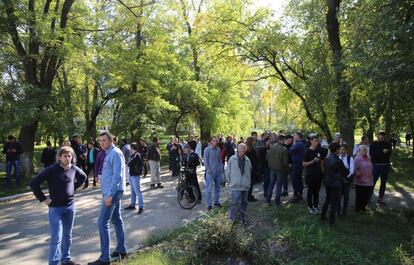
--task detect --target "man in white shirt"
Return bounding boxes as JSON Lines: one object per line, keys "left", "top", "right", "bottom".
{"left": 338, "top": 144, "right": 354, "bottom": 216}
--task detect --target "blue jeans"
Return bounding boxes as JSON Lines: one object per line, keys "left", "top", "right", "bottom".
{"left": 266, "top": 171, "right": 285, "bottom": 206}
{"left": 373, "top": 164, "right": 390, "bottom": 201}
{"left": 130, "top": 176, "right": 143, "bottom": 209}
{"left": 98, "top": 191, "right": 126, "bottom": 262}
{"left": 291, "top": 162, "right": 303, "bottom": 197}
{"left": 48, "top": 204, "right": 76, "bottom": 265}
{"left": 229, "top": 190, "right": 248, "bottom": 222}
{"left": 205, "top": 172, "right": 222, "bottom": 207}
{"left": 6, "top": 160, "right": 21, "bottom": 186}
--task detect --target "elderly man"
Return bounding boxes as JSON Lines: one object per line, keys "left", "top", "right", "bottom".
{"left": 88, "top": 132, "right": 127, "bottom": 265}
{"left": 225, "top": 143, "right": 252, "bottom": 224}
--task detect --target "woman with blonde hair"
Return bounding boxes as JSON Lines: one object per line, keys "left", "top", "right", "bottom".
{"left": 354, "top": 145, "right": 373, "bottom": 212}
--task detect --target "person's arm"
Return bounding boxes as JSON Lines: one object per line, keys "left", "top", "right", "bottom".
{"left": 348, "top": 157, "right": 355, "bottom": 178}
{"left": 203, "top": 147, "right": 210, "bottom": 172}
{"left": 109, "top": 152, "right": 124, "bottom": 198}
{"left": 302, "top": 150, "right": 315, "bottom": 167}
{"left": 2, "top": 143, "right": 8, "bottom": 154}
{"left": 289, "top": 143, "right": 298, "bottom": 155}
{"left": 74, "top": 168, "right": 87, "bottom": 190}
{"left": 224, "top": 159, "right": 231, "bottom": 183}
{"left": 29, "top": 169, "right": 49, "bottom": 204}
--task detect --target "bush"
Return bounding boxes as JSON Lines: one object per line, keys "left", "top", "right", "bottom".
{"left": 191, "top": 212, "right": 253, "bottom": 257}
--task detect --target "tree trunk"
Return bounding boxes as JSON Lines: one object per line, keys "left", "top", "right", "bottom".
{"left": 326, "top": 0, "right": 355, "bottom": 148}
{"left": 18, "top": 121, "right": 39, "bottom": 177}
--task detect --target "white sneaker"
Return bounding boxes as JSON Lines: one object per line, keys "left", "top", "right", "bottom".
{"left": 308, "top": 206, "right": 315, "bottom": 214}
{"left": 313, "top": 207, "right": 319, "bottom": 213}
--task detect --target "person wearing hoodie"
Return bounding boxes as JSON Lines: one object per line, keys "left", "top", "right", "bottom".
{"left": 225, "top": 143, "right": 252, "bottom": 224}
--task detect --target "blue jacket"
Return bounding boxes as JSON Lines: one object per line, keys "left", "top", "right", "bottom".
{"left": 289, "top": 140, "right": 306, "bottom": 163}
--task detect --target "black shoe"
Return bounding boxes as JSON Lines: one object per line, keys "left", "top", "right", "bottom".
{"left": 150, "top": 184, "right": 157, "bottom": 189}
{"left": 124, "top": 205, "right": 136, "bottom": 210}
{"left": 157, "top": 183, "right": 164, "bottom": 188}
{"left": 281, "top": 192, "right": 288, "bottom": 197}
{"left": 214, "top": 203, "right": 222, "bottom": 208}
{"left": 248, "top": 197, "right": 258, "bottom": 202}
{"left": 111, "top": 251, "right": 127, "bottom": 259}
{"left": 83, "top": 185, "right": 89, "bottom": 189}
{"left": 87, "top": 259, "right": 110, "bottom": 265}
{"left": 62, "top": 260, "right": 81, "bottom": 265}
{"left": 207, "top": 206, "right": 213, "bottom": 211}
{"left": 137, "top": 208, "right": 144, "bottom": 215}
{"left": 378, "top": 201, "right": 387, "bottom": 206}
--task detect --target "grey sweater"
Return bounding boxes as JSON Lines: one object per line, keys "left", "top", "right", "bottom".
{"left": 225, "top": 155, "right": 252, "bottom": 191}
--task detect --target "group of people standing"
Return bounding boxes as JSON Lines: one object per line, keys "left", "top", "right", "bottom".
{"left": 201, "top": 130, "right": 393, "bottom": 226}
{"left": 1, "top": 127, "right": 395, "bottom": 264}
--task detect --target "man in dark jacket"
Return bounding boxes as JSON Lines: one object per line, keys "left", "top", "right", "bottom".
{"left": 3, "top": 135, "right": 23, "bottom": 186}
{"left": 321, "top": 142, "right": 348, "bottom": 225}
{"left": 289, "top": 131, "right": 306, "bottom": 202}
{"left": 41, "top": 141, "right": 57, "bottom": 168}
{"left": 369, "top": 131, "right": 392, "bottom": 205}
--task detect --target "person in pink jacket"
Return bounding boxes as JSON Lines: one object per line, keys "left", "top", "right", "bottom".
{"left": 354, "top": 145, "right": 374, "bottom": 212}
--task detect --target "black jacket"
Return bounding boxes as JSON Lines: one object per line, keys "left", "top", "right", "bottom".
{"left": 147, "top": 143, "right": 160, "bottom": 161}
{"left": 127, "top": 152, "right": 143, "bottom": 176}
{"left": 41, "top": 147, "right": 56, "bottom": 167}
{"left": 369, "top": 140, "right": 392, "bottom": 164}
{"left": 324, "top": 153, "right": 348, "bottom": 188}
{"left": 2, "top": 141, "right": 23, "bottom": 161}
{"left": 182, "top": 152, "right": 201, "bottom": 174}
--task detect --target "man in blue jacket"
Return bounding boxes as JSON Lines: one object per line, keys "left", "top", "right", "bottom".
{"left": 88, "top": 132, "right": 127, "bottom": 265}
{"left": 288, "top": 131, "right": 306, "bottom": 203}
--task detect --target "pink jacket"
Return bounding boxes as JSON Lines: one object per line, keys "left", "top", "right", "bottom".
{"left": 354, "top": 155, "right": 373, "bottom": 186}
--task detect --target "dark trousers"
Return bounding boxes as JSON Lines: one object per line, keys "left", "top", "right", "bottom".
{"left": 305, "top": 174, "right": 322, "bottom": 208}
{"left": 321, "top": 186, "right": 340, "bottom": 224}
{"left": 337, "top": 182, "right": 351, "bottom": 215}
{"left": 283, "top": 172, "right": 288, "bottom": 193}
{"left": 188, "top": 172, "right": 202, "bottom": 201}
{"left": 373, "top": 164, "right": 389, "bottom": 201}
{"left": 262, "top": 167, "right": 270, "bottom": 197}
{"left": 355, "top": 185, "right": 372, "bottom": 212}
{"left": 291, "top": 162, "right": 303, "bottom": 198}
{"left": 85, "top": 163, "right": 96, "bottom": 187}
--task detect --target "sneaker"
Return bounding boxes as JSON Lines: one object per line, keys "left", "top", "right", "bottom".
{"left": 87, "top": 259, "right": 110, "bottom": 265}
{"left": 248, "top": 197, "right": 258, "bottom": 202}
{"left": 111, "top": 251, "right": 127, "bottom": 259}
{"left": 207, "top": 206, "right": 213, "bottom": 211}
{"left": 308, "top": 206, "right": 315, "bottom": 214}
{"left": 124, "top": 205, "right": 136, "bottom": 210}
{"left": 62, "top": 261, "right": 81, "bottom": 265}
{"left": 313, "top": 207, "right": 319, "bottom": 213}
{"left": 214, "top": 203, "right": 222, "bottom": 208}
{"left": 157, "top": 183, "right": 164, "bottom": 188}
{"left": 240, "top": 219, "right": 247, "bottom": 226}
{"left": 137, "top": 208, "right": 144, "bottom": 215}
{"left": 150, "top": 184, "right": 157, "bottom": 189}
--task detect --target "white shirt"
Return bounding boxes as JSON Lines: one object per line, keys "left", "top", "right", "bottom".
{"left": 340, "top": 154, "right": 355, "bottom": 178}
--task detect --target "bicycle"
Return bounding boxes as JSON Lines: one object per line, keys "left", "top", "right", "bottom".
{"left": 176, "top": 168, "right": 200, "bottom": 209}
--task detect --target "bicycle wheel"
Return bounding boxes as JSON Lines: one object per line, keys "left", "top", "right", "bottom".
{"left": 177, "top": 184, "right": 200, "bottom": 209}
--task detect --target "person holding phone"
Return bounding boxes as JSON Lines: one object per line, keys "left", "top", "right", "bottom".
{"left": 303, "top": 134, "right": 324, "bottom": 214}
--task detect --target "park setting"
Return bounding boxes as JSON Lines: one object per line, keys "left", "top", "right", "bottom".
{"left": 1, "top": 0, "right": 414, "bottom": 264}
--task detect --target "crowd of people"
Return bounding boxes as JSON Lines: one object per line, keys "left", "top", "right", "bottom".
{"left": 0, "top": 128, "right": 400, "bottom": 265}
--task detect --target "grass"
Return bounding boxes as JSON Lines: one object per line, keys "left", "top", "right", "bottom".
{"left": 118, "top": 147, "right": 414, "bottom": 265}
